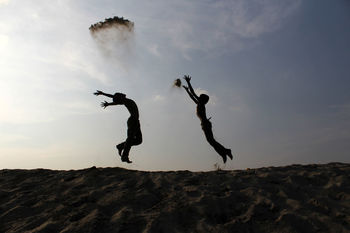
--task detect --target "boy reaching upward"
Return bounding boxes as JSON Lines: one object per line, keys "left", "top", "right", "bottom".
{"left": 94, "top": 90, "right": 142, "bottom": 163}
{"left": 182, "top": 75, "right": 233, "bottom": 163}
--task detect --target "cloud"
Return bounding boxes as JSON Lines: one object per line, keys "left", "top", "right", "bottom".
{"left": 217, "top": 0, "right": 301, "bottom": 38}
{"left": 59, "top": 42, "right": 110, "bottom": 85}
{"left": 0, "top": 86, "right": 97, "bottom": 124}
{"left": 152, "top": 95, "right": 166, "bottom": 102}
{"left": 0, "top": 0, "right": 10, "bottom": 6}
{"left": 0, "top": 1, "right": 108, "bottom": 124}
{"left": 147, "top": 44, "right": 161, "bottom": 57}
{"left": 156, "top": 0, "right": 301, "bottom": 58}
{"left": 0, "top": 134, "right": 29, "bottom": 144}
{"left": 0, "top": 95, "right": 55, "bottom": 124}
{"left": 0, "top": 34, "right": 9, "bottom": 49}
{"left": 330, "top": 103, "right": 350, "bottom": 117}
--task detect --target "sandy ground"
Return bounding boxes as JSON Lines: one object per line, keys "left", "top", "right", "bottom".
{"left": 0, "top": 163, "right": 349, "bottom": 233}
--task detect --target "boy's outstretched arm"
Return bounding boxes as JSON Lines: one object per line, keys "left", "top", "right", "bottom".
{"left": 94, "top": 90, "right": 114, "bottom": 98}
{"left": 183, "top": 75, "right": 199, "bottom": 100}
{"left": 183, "top": 85, "right": 198, "bottom": 104}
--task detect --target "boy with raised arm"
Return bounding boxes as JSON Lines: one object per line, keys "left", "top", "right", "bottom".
{"left": 182, "top": 75, "right": 233, "bottom": 163}
{"left": 94, "top": 90, "right": 142, "bottom": 163}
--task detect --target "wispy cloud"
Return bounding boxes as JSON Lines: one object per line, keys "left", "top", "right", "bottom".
{"left": 0, "top": 0, "right": 10, "bottom": 6}
{"left": 0, "top": 0, "right": 107, "bottom": 124}
{"left": 0, "top": 94, "right": 55, "bottom": 124}
{"left": 0, "top": 134, "right": 30, "bottom": 144}
{"left": 153, "top": 0, "right": 301, "bottom": 58}
{"left": 330, "top": 103, "right": 350, "bottom": 118}
{"left": 59, "top": 42, "right": 110, "bottom": 85}
{"left": 152, "top": 94, "right": 166, "bottom": 102}
{"left": 217, "top": 0, "right": 302, "bottom": 38}
{"left": 0, "top": 34, "right": 9, "bottom": 49}
{"left": 147, "top": 44, "right": 161, "bottom": 57}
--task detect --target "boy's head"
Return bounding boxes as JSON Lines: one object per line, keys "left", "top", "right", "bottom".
{"left": 199, "top": 94, "right": 209, "bottom": 104}
{"left": 113, "top": 92, "right": 126, "bottom": 104}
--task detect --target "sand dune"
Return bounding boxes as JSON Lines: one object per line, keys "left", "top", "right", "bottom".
{"left": 0, "top": 163, "right": 349, "bottom": 233}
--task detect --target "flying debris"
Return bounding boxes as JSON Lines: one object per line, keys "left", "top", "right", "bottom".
{"left": 89, "top": 16, "right": 135, "bottom": 69}
{"left": 89, "top": 16, "right": 134, "bottom": 33}
{"left": 173, "top": 78, "right": 182, "bottom": 88}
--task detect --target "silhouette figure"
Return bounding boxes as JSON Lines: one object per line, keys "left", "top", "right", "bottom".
{"left": 94, "top": 90, "right": 142, "bottom": 163}
{"left": 182, "top": 75, "right": 233, "bottom": 163}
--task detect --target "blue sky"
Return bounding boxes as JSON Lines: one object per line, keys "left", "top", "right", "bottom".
{"left": 0, "top": 0, "right": 349, "bottom": 171}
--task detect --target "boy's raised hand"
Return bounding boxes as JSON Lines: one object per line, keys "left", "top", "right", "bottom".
{"left": 94, "top": 90, "right": 103, "bottom": 96}
{"left": 184, "top": 75, "right": 191, "bottom": 83}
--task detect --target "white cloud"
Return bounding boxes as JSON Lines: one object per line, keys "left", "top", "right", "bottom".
{"left": 62, "top": 101, "right": 97, "bottom": 115}
{"left": 0, "top": 87, "right": 96, "bottom": 124}
{"left": 147, "top": 44, "right": 161, "bottom": 57}
{"left": 0, "top": 95, "right": 55, "bottom": 124}
{"left": 156, "top": 0, "right": 301, "bottom": 58}
{"left": 167, "top": 20, "right": 199, "bottom": 60}
{"left": 60, "top": 42, "right": 110, "bottom": 85}
{"left": 0, "top": 134, "right": 29, "bottom": 143}
{"left": 219, "top": 0, "right": 302, "bottom": 38}
{"left": 152, "top": 94, "right": 166, "bottom": 102}
{"left": 0, "top": 34, "right": 9, "bottom": 49}
{"left": 0, "top": 0, "right": 10, "bottom": 6}
{"left": 0, "top": 1, "right": 107, "bottom": 124}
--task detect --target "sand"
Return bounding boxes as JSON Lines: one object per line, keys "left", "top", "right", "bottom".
{"left": 0, "top": 163, "right": 349, "bottom": 233}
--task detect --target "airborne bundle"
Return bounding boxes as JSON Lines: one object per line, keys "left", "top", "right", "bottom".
{"left": 89, "top": 16, "right": 134, "bottom": 33}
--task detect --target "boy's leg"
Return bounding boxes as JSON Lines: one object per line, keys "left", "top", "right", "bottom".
{"left": 227, "top": 149, "right": 233, "bottom": 160}
{"left": 116, "top": 142, "right": 125, "bottom": 156}
{"left": 121, "top": 156, "right": 132, "bottom": 163}
{"left": 202, "top": 122, "right": 228, "bottom": 163}
{"left": 132, "top": 128, "right": 142, "bottom": 146}
{"left": 120, "top": 118, "right": 142, "bottom": 163}
{"left": 211, "top": 140, "right": 230, "bottom": 163}
{"left": 121, "top": 124, "right": 133, "bottom": 163}
{"left": 121, "top": 140, "right": 132, "bottom": 163}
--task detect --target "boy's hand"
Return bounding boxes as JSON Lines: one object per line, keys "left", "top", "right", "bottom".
{"left": 101, "top": 101, "right": 109, "bottom": 108}
{"left": 94, "top": 90, "right": 103, "bottom": 96}
{"left": 184, "top": 75, "right": 191, "bottom": 83}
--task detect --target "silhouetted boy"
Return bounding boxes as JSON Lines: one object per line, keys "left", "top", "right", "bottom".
{"left": 182, "top": 75, "right": 233, "bottom": 163}
{"left": 94, "top": 90, "right": 142, "bottom": 163}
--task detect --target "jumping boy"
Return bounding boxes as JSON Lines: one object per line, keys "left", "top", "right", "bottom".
{"left": 94, "top": 90, "right": 142, "bottom": 163}
{"left": 182, "top": 75, "right": 233, "bottom": 163}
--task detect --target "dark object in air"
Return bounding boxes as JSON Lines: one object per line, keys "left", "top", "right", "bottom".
{"left": 89, "top": 16, "right": 134, "bottom": 32}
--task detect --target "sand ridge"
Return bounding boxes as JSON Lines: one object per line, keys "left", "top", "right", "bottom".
{"left": 0, "top": 163, "right": 349, "bottom": 233}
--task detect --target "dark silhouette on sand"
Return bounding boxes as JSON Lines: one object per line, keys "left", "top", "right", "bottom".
{"left": 94, "top": 90, "right": 142, "bottom": 163}
{"left": 182, "top": 75, "right": 233, "bottom": 163}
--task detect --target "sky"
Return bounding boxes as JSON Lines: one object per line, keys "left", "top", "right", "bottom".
{"left": 0, "top": 0, "right": 349, "bottom": 171}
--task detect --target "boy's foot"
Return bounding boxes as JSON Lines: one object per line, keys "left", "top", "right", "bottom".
{"left": 220, "top": 154, "right": 227, "bottom": 164}
{"left": 116, "top": 144, "right": 123, "bottom": 156}
{"left": 227, "top": 149, "right": 233, "bottom": 160}
{"left": 121, "top": 155, "right": 132, "bottom": 163}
